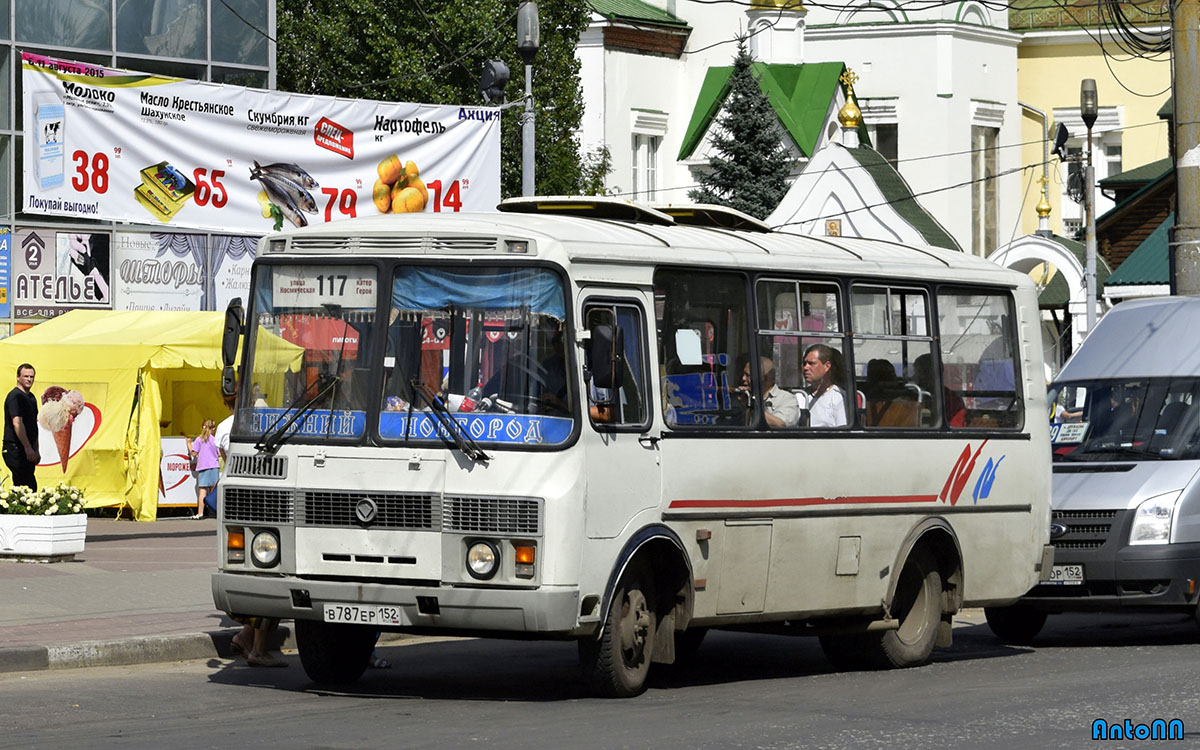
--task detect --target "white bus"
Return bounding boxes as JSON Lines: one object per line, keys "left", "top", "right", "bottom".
{"left": 212, "top": 198, "right": 1052, "bottom": 697}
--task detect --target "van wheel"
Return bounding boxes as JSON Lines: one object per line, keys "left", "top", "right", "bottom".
{"left": 985, "top": 605, "right": 1047, "bottom": 645}
{"left": 295, "top": 619, "right": 376, "bottom": 684}
{"left": 579, "top": 562, "right": 657, "bottom": 697}
{"left": 863, "top": 548, "right": 943, "bottom": 669}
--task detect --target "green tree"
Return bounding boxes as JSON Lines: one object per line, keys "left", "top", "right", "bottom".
{"left": 275, "top": 0, "right": 590, "bottom": 199}
{"left": 688, "top": 40, "right": 791, "bottom": 219}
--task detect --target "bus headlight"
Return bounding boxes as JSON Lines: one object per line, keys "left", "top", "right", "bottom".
{"left": 1129, "top": 492, "right": 1181, "bottom": 546}
{"left": 251, "top": 530, "right": 280, "bottom": 566}
{"left": 466, "top": 541, "right": 499, "bottom": 579}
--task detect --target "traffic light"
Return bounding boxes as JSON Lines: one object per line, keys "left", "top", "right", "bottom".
{"left": 480, "top": 60, "right": 510, "bottom": 104}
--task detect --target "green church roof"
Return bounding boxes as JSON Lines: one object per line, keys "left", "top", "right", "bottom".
{"left": 678, "top": 62, "right": 845, "bottom": 161}
{"left": 842, "top": 146, "right": 961, "bottom": 252}
{"left": 1105, "top": 213, "right": 1171, "bottom": 287}
{"left": 587, "top": 0, "right": 690, "bottom": 27}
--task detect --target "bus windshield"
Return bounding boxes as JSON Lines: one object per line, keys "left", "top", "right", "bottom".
{"left": 1049, "top": 378, "right": 1200, "bottom": 461}
{"left": 238, "top": 261, "right": 575, "bottom": 448}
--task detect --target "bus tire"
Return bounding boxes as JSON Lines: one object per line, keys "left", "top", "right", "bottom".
{"left": 295, "top": 619, "right": 376, "bottom": 685}
{"left": 579, "top": 562, "right": 657, "bottom": 697}
{"left": 984, "top": 605, "right": 1047, "bottom": 645}
{"left": 869, "top": 548, "right": 943, "bottom": 669}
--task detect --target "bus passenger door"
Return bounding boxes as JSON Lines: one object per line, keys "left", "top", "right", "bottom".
{"left": 581, "top": 296, "right": 661, "bottom": 539}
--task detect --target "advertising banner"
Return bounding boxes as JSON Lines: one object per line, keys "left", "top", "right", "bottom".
{"left": 21, "top": 53, "right": 501, "bottom": 234}
{"left": 112, "top": 232, "right": 255, "bottom": 312}
{"left": 0, "top": 232, "right": 9, "bottom": 318}
{"left": 13, "top": 228, "right": 112, "bottom": 319}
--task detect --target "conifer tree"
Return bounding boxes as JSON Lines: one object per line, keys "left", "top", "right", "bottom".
{"left": 689, "top": 40, "right": 792, "bottom": 219}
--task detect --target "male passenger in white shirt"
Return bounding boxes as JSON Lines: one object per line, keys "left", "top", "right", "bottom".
{"left": 803, "top": 344, "right": 847, "bottom": 428}
{"left": 739, "top": 356, "right": 799, "bottom": 428}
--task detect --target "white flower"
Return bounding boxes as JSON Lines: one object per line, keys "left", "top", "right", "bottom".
{"left": 72, "top": 504, "right": 81, "bottom": 513}
{"left": 43, "top": 507, "right": 53, "bottom": 516}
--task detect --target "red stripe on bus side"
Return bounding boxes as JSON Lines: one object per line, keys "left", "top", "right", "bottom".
{"left": 668, "top": 495, "right": 940, "bottom": 509}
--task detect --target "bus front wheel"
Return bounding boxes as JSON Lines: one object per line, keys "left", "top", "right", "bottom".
{"left": 295, "top": 619, "right": 376, "bottom": 685}
{"left": 579, "top": 562, "right": 657, "bottom": 697}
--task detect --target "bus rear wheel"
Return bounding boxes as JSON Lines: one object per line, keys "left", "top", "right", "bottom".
{"left": 984, "top": 605, "right": 1047, "bottom": 645}
{"left": 295, "top": 619, "right": 377, "bottom": 685}
{"left": 579, "top": 562, "right": 657, "bottom": 697}
{"left": 851, "top": 548, "right": 942, "bottom": 669}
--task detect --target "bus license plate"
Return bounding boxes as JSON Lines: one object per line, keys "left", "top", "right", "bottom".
{"left": 1047, "top": 564, "right": 1084, "bottom": 585}
{"left": 323, "top": 603, "right": 404, "bottom": 625}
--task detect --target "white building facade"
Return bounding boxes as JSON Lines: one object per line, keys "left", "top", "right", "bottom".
{"left": 578, "top": 0, "right": 1022, "bottom": 257}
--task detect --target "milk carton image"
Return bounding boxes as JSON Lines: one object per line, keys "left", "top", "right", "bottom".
{"left": 34, "top": 93, "right": 65, "bottom": 190}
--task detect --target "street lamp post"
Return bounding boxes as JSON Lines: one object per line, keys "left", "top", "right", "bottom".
{"left": 1080, "top": 79, "right": 1099, "bottom": 336}
{"left": 517, "top": 2, "right": 540, "bottom": 198}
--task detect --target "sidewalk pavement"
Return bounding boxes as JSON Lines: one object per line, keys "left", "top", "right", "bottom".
{"left": 0, "top": 516, "right": 281, "bottom": 673}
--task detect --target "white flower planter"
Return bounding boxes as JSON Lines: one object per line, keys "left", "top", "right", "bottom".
{"left": 0, "top": 513, "right": 87, "bottom": 560}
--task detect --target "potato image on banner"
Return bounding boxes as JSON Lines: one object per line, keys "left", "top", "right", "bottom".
{"left": 377, "top": 155, "right": 402, "bottom": 186}
{"left": 374, "top": 154, "right": 428, "bottom": 214}
{"left": 373, "top": 179, "right": 391, "bottom": 213}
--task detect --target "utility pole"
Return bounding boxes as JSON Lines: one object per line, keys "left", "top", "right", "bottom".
{"left": 1173, "top": 0, "right": 1200, "bottom": 294}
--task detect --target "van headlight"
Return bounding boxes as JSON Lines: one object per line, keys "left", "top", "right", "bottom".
{"left": 1129, "top": 492, "right": 1181, "bottom": 545}
{"left": 251, "top": 530, "right": 280, "bottom": 566}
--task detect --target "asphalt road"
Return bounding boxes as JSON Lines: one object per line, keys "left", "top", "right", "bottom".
{"left": 2, "top": 612, "right": 1198, "bottom": 750}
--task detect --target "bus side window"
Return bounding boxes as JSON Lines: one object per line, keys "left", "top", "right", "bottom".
{"left": 584, "top": 302, "right": 648, "bottom": 428}
{"left": 936, "top": 289, "right": 1022, "bottom": 429}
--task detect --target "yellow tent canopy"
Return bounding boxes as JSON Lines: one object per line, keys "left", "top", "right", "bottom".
{"left": 0, "top": 310, "right": 303, "bottom": 520}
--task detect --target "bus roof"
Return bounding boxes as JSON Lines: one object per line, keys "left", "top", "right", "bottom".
{"left": 269, "top": 210, "right": 1027, "bottom": 288}
{"left": 1057, "top": 296, "right": 1200, "bottom": 381}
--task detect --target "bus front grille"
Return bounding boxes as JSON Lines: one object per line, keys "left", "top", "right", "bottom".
{"left": 302, "top": 491, "right": 438, "bottom": 530}
{"left": 224, "top": 488, "right": 295, "bottom": 523}
{"left": 227, "top": 454, "right": 288, "bottom": 479}
{"left": 443, "top": 496, "right": 540, "bottom": 535}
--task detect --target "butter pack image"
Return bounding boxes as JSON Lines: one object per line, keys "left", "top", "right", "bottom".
{"left": 133, "top": 161, "right": 195, "bottom": 223}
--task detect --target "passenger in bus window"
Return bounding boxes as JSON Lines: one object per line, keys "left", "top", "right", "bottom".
{"left": 803, "top": 344, "right": 847, "bottom": 427}
{"left": 738, "top": 356, "right": 799, "bottom": 428}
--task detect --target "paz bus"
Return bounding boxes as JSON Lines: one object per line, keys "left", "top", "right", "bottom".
{"left": 211, "top": 198, "right": 1052, "bottom": 697}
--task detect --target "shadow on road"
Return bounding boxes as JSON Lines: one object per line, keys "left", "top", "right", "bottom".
{"left": 202, "top": 627, "right": 1035, "bottom": 701}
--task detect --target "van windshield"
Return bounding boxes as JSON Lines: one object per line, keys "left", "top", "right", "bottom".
{"left": 1049, "top": 378, "right": 1200, "bottom": 461}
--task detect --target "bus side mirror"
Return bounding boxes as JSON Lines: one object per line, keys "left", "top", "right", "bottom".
{"left": 588, "top": 322, "right": 625, "bottom": 391}
{"left": 222, "top": 298, "right": 244, "bottom": 398}
{"left": 222, "top": 297, "right": 244, "bottom": 368}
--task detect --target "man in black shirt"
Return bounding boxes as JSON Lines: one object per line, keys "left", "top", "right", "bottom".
{"left": 3, "top": 363, "right": 40, "bottom": 489}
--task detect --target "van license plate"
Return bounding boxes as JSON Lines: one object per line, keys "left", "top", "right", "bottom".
{"left": 323, "top": 603, "right": 404, "bottom": 625}
{"left": 1047, "top": 564, "right": 1084, "bottom": 585}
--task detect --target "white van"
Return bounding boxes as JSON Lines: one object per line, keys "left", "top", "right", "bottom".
{"left": 986, "top": 296, "right": 1200, "bottom": 643}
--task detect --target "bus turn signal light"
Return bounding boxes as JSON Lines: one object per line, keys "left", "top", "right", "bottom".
{"left": 227, "top": 528, "right": 245, "bottom": 564}
{"left": 514, "top": 544, "right": 535, "bottom": 578}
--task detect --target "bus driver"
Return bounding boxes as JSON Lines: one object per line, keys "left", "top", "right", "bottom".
{"left": 803, "top": 344, "right": 847, "bottom": 427}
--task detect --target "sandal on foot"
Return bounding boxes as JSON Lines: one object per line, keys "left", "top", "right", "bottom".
{"left": 230, "top": 637, "right": 248, "bottom": 658}
{"left": 247, "top": 653, "right": 287, "bottom": 668}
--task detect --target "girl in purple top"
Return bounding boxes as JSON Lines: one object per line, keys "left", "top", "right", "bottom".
{"left": 188, "top": 419, "right": 219, "bottom": 519}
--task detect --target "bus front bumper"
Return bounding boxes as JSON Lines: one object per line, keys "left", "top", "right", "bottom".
{"left": 212, "top": 572, "right": 583, "bottom": 634}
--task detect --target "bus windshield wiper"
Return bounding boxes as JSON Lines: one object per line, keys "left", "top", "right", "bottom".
{"left": 410, "top": 379, "right": 490, "bottom": 463}
{"left": 255, "top": 374, "right": 340, "bottom": 455}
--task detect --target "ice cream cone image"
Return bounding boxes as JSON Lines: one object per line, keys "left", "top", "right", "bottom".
{"left": 38, "top": 387, "right": 85, "bottom": 473}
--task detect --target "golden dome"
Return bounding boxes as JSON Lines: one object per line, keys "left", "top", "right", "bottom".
{"left": 837, "top": 68, "right": 861, "bottom": 129}
{"left": 749, "top": 0, "right": 805, "bottom": 8}
{"left": 1036, "top": 175, "right": 1052, "bottom": 218}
